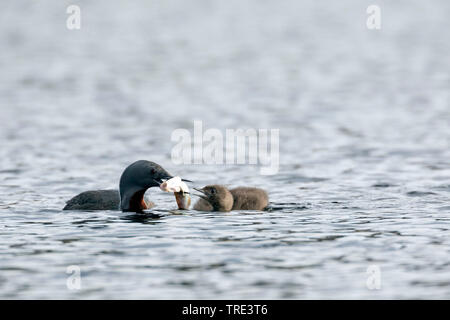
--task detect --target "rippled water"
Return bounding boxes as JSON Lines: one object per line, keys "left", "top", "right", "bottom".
{"left": 0, "top": 0, "right": 449, "bottom": 299}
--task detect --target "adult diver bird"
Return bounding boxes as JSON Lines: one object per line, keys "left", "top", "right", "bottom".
{"left": 63, "top": 160, "right": 191, "bottom": 213}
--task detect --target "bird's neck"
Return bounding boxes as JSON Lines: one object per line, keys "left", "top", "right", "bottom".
{"left": 126, "top": 189, "right": 149, "bottom": 213}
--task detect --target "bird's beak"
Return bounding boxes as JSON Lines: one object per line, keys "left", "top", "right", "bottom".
{"left": 165, "top": 175, "right": 193, "bottom": 183}
{"left": 155, "top": 174, "right": 176, "bottom": 184}
{"left": 153, "top": 175, "right": 172, "bottom": 186}
{"left": 193, "top": 187, "right": 208, "bottom": 200}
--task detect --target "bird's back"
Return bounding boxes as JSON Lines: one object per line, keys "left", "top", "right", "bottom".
{"left": 230, "top": 187, "right": 268, "bottom": 211}
{"left": 63, "top": 190, "right": 120, "bottom": 211}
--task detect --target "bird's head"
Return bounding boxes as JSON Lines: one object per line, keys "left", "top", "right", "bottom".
{"left": 119, "top": 160, "right": 190, "bottom": 212}
{"left": 194, "top": 185, "right": 233, "bottom": 212}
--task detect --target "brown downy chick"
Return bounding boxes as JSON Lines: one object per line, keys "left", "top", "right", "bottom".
{"left": 194, "top": 185, "right": 268, "bottom": 212}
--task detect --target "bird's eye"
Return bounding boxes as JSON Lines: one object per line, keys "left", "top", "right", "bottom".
{"left": 151, "top": 169, "right": 156, "bottom": 175}
{"left": 210, "top": 188, "right": 216, "bottom": 194}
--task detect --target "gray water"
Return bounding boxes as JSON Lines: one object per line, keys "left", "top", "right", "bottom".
{"left": 0, "top": 0, "right": 449, "bottom": 299}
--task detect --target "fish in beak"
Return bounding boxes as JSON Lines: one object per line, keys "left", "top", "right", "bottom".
{"left": 160, "top": 177, "right": 191, "bottom": 210}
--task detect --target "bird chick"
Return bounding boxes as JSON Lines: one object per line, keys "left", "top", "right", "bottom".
{"left": 194, "top": 185, "right": 268, "bottom": 212}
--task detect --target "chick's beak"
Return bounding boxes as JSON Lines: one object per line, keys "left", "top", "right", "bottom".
{"left": 193, "top": 187, "right": 208, "bottom": 200}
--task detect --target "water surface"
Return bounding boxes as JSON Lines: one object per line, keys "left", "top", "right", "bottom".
{"left": 0, "top": 0, "right": 449, "bottom": 299}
